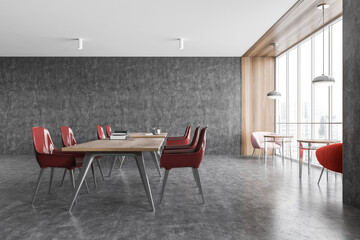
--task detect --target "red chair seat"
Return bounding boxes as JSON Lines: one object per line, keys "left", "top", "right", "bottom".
{"left": 316, "top": 143, "right": 342, "bottom": 173}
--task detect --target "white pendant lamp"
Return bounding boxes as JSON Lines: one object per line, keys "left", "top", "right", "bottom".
{"left": 267, "top": 43, "right": 281, "bottom": 99}
{"left": 312, "top": 3, "right": 335, "bottom": 86}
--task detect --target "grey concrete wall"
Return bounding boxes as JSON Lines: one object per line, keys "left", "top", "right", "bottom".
{"left": 343, "top": 0, "right": 360, "bottom": 207}
{"left": 0, "top": 57, "right": 241, "bottom": 155}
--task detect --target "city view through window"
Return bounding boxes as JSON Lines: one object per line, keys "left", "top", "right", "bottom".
{"left": 276, "top": 18, "right": 343, "bottom": 164}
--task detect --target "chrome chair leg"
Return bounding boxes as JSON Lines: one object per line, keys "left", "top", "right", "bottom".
{"left": 91, "top": 163, "right": 97, "bottom": 188}
{"left": 252, "top": 148, "right": 255, "bottom": 156}
{"left": 32, "top": 169, "right": 45, "bottom": 204}
{"left": 160, "top": 170, "right": 169, "bottom": 204}
{"left": 96, "top": 159, "right": 105, "bottom": 181}
{"left": 119, "top": 156, "right": 125, "bottom": 169}
{"left": 318, "top": 167, "right": 325, "bottom": 184}
{"left": 108, "top": 156, "right": 118, "bottom": 177}
{"left": 192, "top": 168, "right": 201, "bottom": 193}
{"left": 49, "top": 167, "right": 54, "bottom": 195}
{"left": 193, "top": 168, "right": 205, "bottom": 204}
{"left": 59, "top": 168, "right": 67, "bottom": 187}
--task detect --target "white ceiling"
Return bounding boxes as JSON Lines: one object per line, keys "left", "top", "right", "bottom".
{"left": 0, "top": 0, "right": 298, "bottom": 56}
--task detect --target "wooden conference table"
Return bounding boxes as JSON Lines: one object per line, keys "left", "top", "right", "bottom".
{"left": 129, "top": 132, "right": 167, "bottom": 138}
{"left": 63, "top": 134, "right": 166, "bottom": 212}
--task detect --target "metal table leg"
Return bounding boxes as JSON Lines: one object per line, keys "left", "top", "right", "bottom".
{"left": 151, "top": 151, "right": 162, "bottom": 177}
{"left": 69, "top": 153, "right": 95, "bottom": 211}
{"left": 282, "top": 138, "right": 285, "bottom": 163}
{"left": 299, "top": 142, "right": 303, "bottom": 178}
{"left": 308, "top": 143, "right": 312, "bottom": 175}
{"left": 264, "top": 139, "right": 267, "bottom": 161}
{"left": 135, "top": 152, "right": 155, "bottom": 212}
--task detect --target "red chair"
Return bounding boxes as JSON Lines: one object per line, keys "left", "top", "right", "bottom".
{"left": 105, "top": 125, "right": 126, "bottom": 176}
{"left": 160, "top": 127, "right": 208, "bottom": 204}
{"left": 164, "top": 126, "right": 200, "bottom": 151}
{"left": 166, "top": 125, "right": 192, "bottom": 146}
{"left": 106, "top": 125, "right": 112, "bottom": 138}
{"left": 315, "top": 143, "right": 342, "bottom": 184}
{"left": 60, "top": 126, "right": 97, "bottom": 188}
{"left": 32, "top": 127, "right": 83, "bottom": 204}
{"left": 97, "top": 125, "right": 106, "bottom": 140}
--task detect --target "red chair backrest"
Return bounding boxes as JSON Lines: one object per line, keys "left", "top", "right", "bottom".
{"left": 97, "top": 125, "right": 106, "bottom": 140}
{"left": 106, "top": 125, "right": 112, "bottom": 138}
{"left": 315, "top": 143, "right": 343, "bottom": 173}
{"left": 185, "top": 125, "right": 192, "bottom": 140}
{"left": 195, "top": 127, "right": 208, "bottom": 155}
{"left": 32, "top": 127, "right": 57, "bottom": 154}
{"left": 61, "top": 126, "right": 77, "bottom": 147}
{"left": 189, "top": 126, "right": 201, "bottom": 148}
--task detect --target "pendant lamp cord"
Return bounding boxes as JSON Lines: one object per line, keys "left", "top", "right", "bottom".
{"left": 322, "top": 5, "right": 325, "bottom": 75}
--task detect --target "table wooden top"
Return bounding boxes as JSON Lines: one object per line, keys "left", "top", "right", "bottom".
{"left": 129, "top": 132, "right": 167, "bottom": 138}
{"left": 62, "top": 138, "right": 165, "bottom": 152}
{"left": 264, "top": 135, "right": 293, "bottom": 138}
{"left": 297, "top": 139, "right": 340, "bottom": 144}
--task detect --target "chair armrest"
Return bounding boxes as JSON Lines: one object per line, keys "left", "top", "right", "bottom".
{"left": 167, "top": 136, "right": 186, "bottom": 141}
{"left": 164, "top": 144, "right": 192, "bottom": 150}
{"left": 163, "top": 148, "right": 196, "bottom": 154}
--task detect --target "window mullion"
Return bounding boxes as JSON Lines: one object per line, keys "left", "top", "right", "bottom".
{"left": 311, "top": 36, "right": 315, "bottom": 139}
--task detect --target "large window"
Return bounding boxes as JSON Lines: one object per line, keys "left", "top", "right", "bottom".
{"left": 276, "top": 18, "right": 343, "bottom": 164}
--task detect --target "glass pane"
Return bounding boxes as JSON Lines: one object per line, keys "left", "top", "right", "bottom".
{"left": 277, "top": 55, "right": 287, "bottom": 124}
{"left": 332, "top": 20, "right": 343, "bottom": 124}
{"left": 300, "top": 39, "right": 312, "bottom": 123}
{"left": 331, "top": 124, "right": 342, "bottom": 141}
{"left": 288, "top": 48, "right": 297, "bottom": 123}
{"left": 300, "top": 124, "right": 311, "bottom": 162}
{"left": 279, "top": 124, "right": 287, "bottom": 138}
{"left": 287, "top": 124, "right": 297, "bottom": 159}
{"left": 314, "top": 123, "right": 328, "bottom": 139}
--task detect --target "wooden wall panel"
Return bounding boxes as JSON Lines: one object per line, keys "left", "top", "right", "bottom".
{"left": 241, "top": 57, "right": 275, "bottom": 155}
{"left": 243, "top": 0, "right": 342, "bottom": 57}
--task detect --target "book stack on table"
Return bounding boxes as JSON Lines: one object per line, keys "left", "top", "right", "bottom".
{"left": 109, "top": 131, "right": 129, "bottom": 140}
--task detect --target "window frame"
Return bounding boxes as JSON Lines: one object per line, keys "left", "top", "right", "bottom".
{"left": 275, "top": 17, "right": 343, "bottom": 163}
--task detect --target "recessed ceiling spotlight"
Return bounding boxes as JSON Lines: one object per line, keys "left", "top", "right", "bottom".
{"left": 179, "top": 38, "right": 184, "bottom": 50}
{"left": 78, "top": 38, "right": 83, "bottom": 50}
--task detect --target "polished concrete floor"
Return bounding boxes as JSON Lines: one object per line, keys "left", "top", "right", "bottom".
{"left": 0, "top": 154, "right": 360, "bottom": 240}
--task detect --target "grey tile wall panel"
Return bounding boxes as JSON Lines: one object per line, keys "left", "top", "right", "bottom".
{"left": 343, "top": 0, "right": 360, "bottom": 208}
{"left": 0, "top": 57, "right": 241, "bottom": 155}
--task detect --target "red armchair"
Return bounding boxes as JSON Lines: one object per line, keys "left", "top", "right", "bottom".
{"left": 166, "top": 125, "right": 192, "bottom": 146}
{"left": 106, "top": 125, "right": 112, "bottom": 138}
{"left": 164, "top": 126, "right": 200, "bottom": 151}
{"left": 160, "top": 127, "right": 208, "bottom": 204}
{"left": 315, "top": 143, "right": 342, "bottom": 184}
{"left": 97, "top": 125, "right": 106, "bottom": 140}
{"left": 32, "top": 127, "right": 81, "bottom": 204}
{"left": 61, "top": 126, "right": 95, "bottom": 188}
